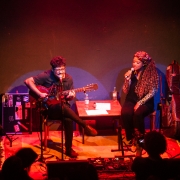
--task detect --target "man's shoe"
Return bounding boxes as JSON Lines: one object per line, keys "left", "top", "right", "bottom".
{"left": 84, "top": 125, "right": 97, "bottom": 136}
{"left": 65, "top": 149, "right": 78, "bottom": 158}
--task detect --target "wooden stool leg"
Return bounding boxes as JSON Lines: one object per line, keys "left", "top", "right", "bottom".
{"left": 150, "top": 112, "right": 156, "bottom": 131}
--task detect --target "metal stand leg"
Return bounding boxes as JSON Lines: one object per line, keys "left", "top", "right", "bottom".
{"left": 36, "top": 103, "right": 54, "bottom": 163}
{"left": 111, "top": 125, "right": 135, "bottom": 158}
{"left": 61, "top": 116, "right": 64, "bottom": 160}
{"left": 6, "top": 134, "right": 18, "bottom": 147}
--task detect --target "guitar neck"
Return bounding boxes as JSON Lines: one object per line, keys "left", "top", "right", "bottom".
{"left": 62, "top": 87, "right": 86, "bottom": 95}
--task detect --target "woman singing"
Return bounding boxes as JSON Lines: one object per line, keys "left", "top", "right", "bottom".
{"left": 121, "top": 51, "right": 159, "bottom": 145}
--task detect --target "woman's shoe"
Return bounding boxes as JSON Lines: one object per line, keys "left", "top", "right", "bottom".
{"left": 135, "top": 144, "right": 143, "bottom": 157}
{"left": 126, "top": 139, "right": 133, "bottom": 146}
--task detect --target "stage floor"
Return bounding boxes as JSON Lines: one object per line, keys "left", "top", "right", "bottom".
{"left": 0, "top": 130, "right": 179, "bottom": 180}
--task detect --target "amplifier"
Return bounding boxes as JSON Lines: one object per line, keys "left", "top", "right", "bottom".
{"left": 2, "top": 93, "right": 32, "bottom": 134}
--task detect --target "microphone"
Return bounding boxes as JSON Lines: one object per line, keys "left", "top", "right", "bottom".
{"left": 58, "top": 75, "right": 63, "bottom": 83}
{"left": 59, "top": 75, "right": 63, "bottom": 92}
{"left": 125, "top": 68, "right": 134, "bottom": 79}
{"left": 60, "top": 77, "right": 63, "bottom": 83}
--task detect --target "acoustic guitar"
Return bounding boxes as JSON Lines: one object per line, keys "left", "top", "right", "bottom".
{"left": 29, "top": 83, "right": 98, "bottom": 106}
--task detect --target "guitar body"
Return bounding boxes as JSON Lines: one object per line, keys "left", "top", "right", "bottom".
{"left": 29, "top": 85, "right": 61, "bottom": 108}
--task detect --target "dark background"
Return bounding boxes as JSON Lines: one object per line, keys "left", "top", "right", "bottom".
{"left": 0, "top": 0, "right": 180, "bottom": 129}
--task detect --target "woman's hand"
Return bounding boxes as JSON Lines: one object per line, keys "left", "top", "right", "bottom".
{"left": 124, "top": 70, "right": 132, "bottom": 81}
{"left": 134, "top": 102, "right": 141, "bottom": 111}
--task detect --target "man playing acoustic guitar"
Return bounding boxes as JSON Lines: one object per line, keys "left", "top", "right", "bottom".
{"left": 24, "top": 56, "right": 97, "bottom": 158}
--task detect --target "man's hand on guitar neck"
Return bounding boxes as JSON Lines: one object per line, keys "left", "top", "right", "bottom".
{"left": 66, "top": 90, "right": 76, "bottom": 100}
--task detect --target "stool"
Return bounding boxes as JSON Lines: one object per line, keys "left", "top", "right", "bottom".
{"left": 112, "top": 111, "right": 156, "bottom": 153}
{"left": 43, "top": 119, "right": 62, "bottom": 150}
{"left": 146, "top": 111, "right": 156, "bottom": 131}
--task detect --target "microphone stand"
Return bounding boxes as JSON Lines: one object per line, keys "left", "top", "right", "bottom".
{"left": 59, "top": 79, "right": 65, "bottom": 160}
{"left": 36, "top": 98, "right": 53, "bottom": 163}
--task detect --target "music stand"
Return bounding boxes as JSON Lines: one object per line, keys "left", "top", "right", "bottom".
{"left": 59, "top": 99, "right": 64, "bottom": 160}
{"left": 58, "top": 81, "right": 65, "bottom": 160}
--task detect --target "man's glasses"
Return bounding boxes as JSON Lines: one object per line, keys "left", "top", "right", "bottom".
{"left": 54, "top": 68, "right": 65, "bottom": 73}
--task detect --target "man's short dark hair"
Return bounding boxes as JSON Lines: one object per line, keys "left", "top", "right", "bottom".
{"left": 50, "top": 56, "right": 66, "bottom": 68}
{"left": 144, "top": 131, "right": 167, "bottom": 157}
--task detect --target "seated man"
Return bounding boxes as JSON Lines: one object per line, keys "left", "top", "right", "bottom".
{"left": 132, "top": 130, "right": 180, "bottom": 180}
{"left": 24, "top": 56, "right": 97, "bottom": 158}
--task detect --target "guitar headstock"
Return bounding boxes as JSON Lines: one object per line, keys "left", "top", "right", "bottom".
{"left": 84, "top": 83, "right": 98, "bottom": 92}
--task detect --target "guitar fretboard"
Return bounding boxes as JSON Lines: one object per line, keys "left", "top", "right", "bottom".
{"left": 62, "top": 87, "right": 86, "bottom": 95}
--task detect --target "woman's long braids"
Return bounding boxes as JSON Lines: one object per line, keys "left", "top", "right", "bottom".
{"left": 135, "top": 51, "right": 159, "bottom": 99}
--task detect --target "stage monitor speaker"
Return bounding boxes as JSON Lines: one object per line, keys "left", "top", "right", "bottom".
{"left": 46, "top": 160, "right": 98, "bottom": 180}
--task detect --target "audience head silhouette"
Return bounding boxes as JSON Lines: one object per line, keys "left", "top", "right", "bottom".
{"left": 0, "top": 147, "right": 38, "bottom": 180}
{"left": 144, "top": 130, "right": 167, "bottom": 158}
{"left": 1, "top": 155, "right": 24, "bottom": 180}
{"left": 132, "top": 131, "right": 180, "bottom": 180}
{"left": 15, "top": 147, "right": 38, "bottom": 170}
